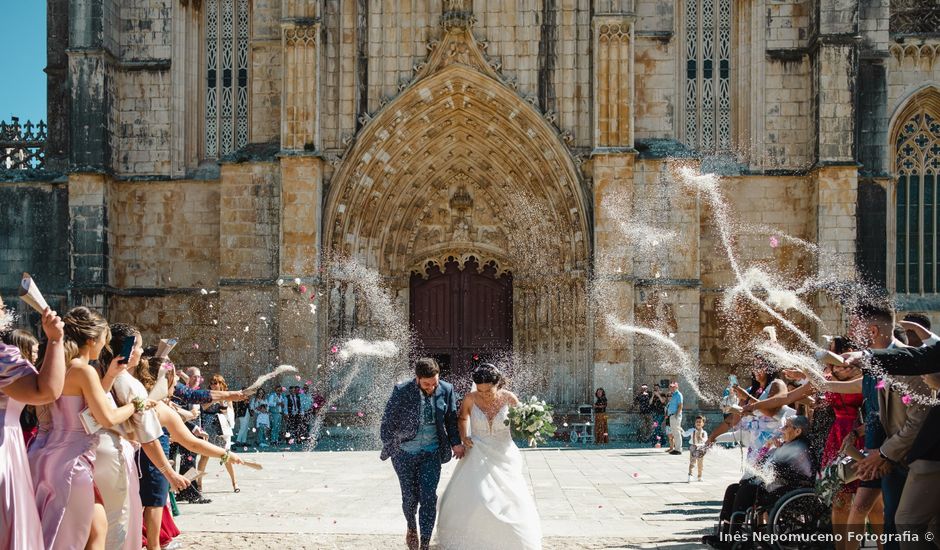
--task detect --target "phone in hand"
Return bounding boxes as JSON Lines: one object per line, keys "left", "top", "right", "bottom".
{"left": 118, "top": 337, "right": 136, "bottom": 365}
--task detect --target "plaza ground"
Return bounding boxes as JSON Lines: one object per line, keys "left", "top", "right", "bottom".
{"left": 175, "top": 445, "right": 751, "bottom": 549}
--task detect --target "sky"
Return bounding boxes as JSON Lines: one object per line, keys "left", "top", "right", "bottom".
{"left": 0, "top": 4, "right": 47, "bottom": 124}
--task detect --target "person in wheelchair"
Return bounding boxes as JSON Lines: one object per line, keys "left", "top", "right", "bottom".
{"left": 703, "top": 415, "right": 815, "bottom": 549}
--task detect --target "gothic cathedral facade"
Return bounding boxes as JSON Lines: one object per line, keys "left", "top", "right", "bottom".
{"left": 2, "top": 0, "right": 940, "bottom": 414}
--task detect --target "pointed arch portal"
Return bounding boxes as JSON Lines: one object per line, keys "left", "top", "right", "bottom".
{"left": 323, "top": 23, "right": 593, "bottom": 403}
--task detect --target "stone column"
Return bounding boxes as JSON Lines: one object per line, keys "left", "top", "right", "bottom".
{"left": 812, "top": 0, "right": 860, "bottom": 327}
{"left": 592, "top": 151, "right": 637, "bottom": 411}
{"left": 67, "top": 0, "right": 116, "bottom": 171}
{"left": 591, "top": 14, "right": 637, "bottom": 413}
{"left": 68, "top": 173, "right": 110, "bottom": 311}
{"left": 46, "top": 0, "right": 70, "bottom": 171}
{"left": 281, "top": 11, "right": 320, "bottom": 151}
{"left": 592, "top": 16, "right": 634, "bottom": 152}
{"left": 277, "top": 155, "right": 323, "bottom": 370}
{"left": 277, "top": 1, "right": 323, "bottom": 374}
{"left": 218, "top": 162, "right": 281, "bottom": 380}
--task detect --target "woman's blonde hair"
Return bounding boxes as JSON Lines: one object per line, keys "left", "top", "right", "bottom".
{"left": 62, "top": 307, "right": 110, "bottom": 363}
{"left": 209, "top": 374, "right": 228, "bottom": 391}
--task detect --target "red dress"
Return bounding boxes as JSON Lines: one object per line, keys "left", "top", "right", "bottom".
{"left": 141, "top": 504, "right": 180, "bottom": 547}
{"left": 821, "top": 391, "right": 864, "bottom": 493}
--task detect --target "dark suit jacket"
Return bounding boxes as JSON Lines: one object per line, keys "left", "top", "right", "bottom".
{"left": 908, "top": 403, "right": 940, "bottom": 464}
{"left": 379, "top": 379, "right": 461, "bottom": 464}
{"left": 871, "top": 342, "right": 940, "bottom": 375}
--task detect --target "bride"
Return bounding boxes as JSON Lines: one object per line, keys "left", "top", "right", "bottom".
{"left": 436, "top": 364, "right": 542, "bottom": 550}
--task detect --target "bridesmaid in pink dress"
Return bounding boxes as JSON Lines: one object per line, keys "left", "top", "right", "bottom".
{"left": 28, "top": 307, "right": 138, "bottom": 550}
{"left": 0, "top": 299, "right": 67, "bottom": 549}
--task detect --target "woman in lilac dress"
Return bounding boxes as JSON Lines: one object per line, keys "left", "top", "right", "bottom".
{"left": 28, "top": 307, "right": 140, "bottom": 550}
{"left": 0, "top": 297, "right": 67, "bottom": 549}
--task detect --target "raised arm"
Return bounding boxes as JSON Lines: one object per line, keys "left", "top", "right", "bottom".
{"left": 153, "top": 401, "right": 243, "bottom": 464}
{"left": 2, "top": 308, "right": 67, "bottom": 405}
{"left": 74, "top": 365, "right": 137, "bottom": 428}
{"left": 844, "top": 341, "right": 940, "bottom": 376}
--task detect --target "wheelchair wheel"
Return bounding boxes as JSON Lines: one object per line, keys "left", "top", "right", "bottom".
{"left": 768, "top": 488, "right": 833, "bottom": 550}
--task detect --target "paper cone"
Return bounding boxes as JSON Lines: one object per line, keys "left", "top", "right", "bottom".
{"left": 148, "top": 366, "right": 169, "bottom": 402}
{"left": 155, "top": 338, "right": 178, "bottom": 359}
{"left": 19, "top": 273, "right": 49, "bottom": 313}
{"left": 148, "top": 378, "right": 169, "bottom": 402}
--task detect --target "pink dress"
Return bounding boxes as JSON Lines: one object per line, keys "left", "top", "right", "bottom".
{"left": 28, "top": 394, "right": 98, "bottom": 549}
{"left": 0, "top": 344, "right": 45, "bottom": 549}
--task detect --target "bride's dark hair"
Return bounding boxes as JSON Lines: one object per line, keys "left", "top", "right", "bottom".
{"left": 471, "top": 363, "right": 502, "bottom": 385}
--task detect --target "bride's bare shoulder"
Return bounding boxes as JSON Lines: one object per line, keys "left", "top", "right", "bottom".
{"left": 500, "top": 390, "right": 521, "bottom": 406}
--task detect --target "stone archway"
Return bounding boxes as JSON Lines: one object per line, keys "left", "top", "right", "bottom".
{"left": 323, "top": 20, "right": 593, "bottom": 404}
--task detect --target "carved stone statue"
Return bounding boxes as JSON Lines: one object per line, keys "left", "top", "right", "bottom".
{"left": 443, "top": 0, "right": 471, "bottom": 12}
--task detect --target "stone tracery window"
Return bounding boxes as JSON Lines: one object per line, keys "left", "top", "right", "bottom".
{"left": 896, "top": 106, "right": 940, "bottom": 293}
{"left": 205, "top": 0, "right": 249, "bottom": 158}
{"left": 684, "top": 0, "right": 732, "bottom": 152}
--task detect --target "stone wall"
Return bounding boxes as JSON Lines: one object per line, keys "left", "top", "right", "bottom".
{"left": 698, "top": 174, "right": 817, "bottom": 373}
{"left": 0, "top": 181, "right": 70, "bottom": 319}
{"left": 108, "top": 179, "right": 220, "bottom": 288}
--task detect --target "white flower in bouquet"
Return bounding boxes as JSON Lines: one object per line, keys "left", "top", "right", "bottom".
{"left": 505, "top": 396, "right": 556, "bottom": 447}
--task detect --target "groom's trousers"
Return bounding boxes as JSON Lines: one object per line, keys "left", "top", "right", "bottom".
{"left": 391, "top": 450, "right": 442, "bottom": 544}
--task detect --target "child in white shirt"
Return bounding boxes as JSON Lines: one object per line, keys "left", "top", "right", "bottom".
{"left": 255, "top": 403, "right": 271, "bottom": 448}
{"left": 688, "top": 415, "right": 708, "bottom": 482}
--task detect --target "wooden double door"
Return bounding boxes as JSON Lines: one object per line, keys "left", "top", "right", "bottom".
{"left": 409, "top": 257, "right": 512, "bottom": 384}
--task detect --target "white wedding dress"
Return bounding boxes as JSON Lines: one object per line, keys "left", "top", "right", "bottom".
{"left": 436, "top": 403, "right": 542, "bottom": 550}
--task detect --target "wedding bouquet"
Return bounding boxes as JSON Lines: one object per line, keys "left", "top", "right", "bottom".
{"left": 505, "top": 396, "right": 556, "bottom": 447}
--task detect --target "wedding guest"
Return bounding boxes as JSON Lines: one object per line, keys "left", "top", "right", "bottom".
{"left": 299, "top": 384, "right": 313, "bottom": 439}
{"left": 255, "top": 403, "right": 271, "bottom": 447}
{"left": 285, "top": 385, "right": 304, "bottom": 443}
{"left": 633, "top": 384, "right": 654, "bottom": 443}
{"left": 248, "top": 388, "right": 268, "bottom": 446}
{"left": 845, "top": 306, "right": 931, "bottom": 550}
{"left": 0, "top": 299, "right": 66, "bottom": 549}
{"left": 593, "top": 388, "right": 609, "bottom": 444}
{"left": 197, "top": 374, "right": 238, "bottom": 492}
{"left": 267, "top": 386, "right": 286, "bottom": 444}
{"left": 688, "top": 415, "right": 707, "bottom": 482}
{"left": 134, "top": 357, "right": 244, "bottom": 550}
{"left": 703, "top": 416, "right": 815, "bottom": 549}
{"left": 96, "top": 324, "right": 189, "bottom": 550}
{"left": 2, "top": 329, "right": 40, "bottom": 363}
{"left": 29, "top": 307, "right": 139, "bottom": 550}
{"left": 666, "top": 381, "right": 684, "bottom": 454}
{"left": 234, "top": 388, "right": 251, "bottom": 445}
{"left": 3, "top": 329, "right": 41, "bottom": 446}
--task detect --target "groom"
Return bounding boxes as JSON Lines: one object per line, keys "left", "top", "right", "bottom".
{"left": 380, "top": 357, "right": 464, "bottom": 550}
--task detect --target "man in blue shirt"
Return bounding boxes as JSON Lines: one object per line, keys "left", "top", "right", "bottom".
{"left": 666, "top": 381, "right": 684, "bottom": 455}
{"left": 380, "top": 358, "right": 463, "bottom": 550}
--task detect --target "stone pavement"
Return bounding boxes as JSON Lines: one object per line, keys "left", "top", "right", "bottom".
{"left": 175, "top": 445, "right": 751, "bottom": 549}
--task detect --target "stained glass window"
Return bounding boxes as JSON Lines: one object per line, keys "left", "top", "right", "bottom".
{"left": 685, "top": 0, "right": 732, "bottom": 152}
{"left": 896, "top": 108, "right": 940, "bottom": 293}
{"left": 205, "top": 0, "right": 249, "bottom": 159}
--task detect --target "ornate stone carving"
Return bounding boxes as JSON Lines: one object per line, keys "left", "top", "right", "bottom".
{"left": 593, "top": 17, "right": 634, "bottom": 148}
{"left": 284, "top": 24, "right": 318, "bottom": 46}
{"left": 890, "top": 42, "right": 940, "bottom": 69}
{"left": 891, "top": 0, "right": 940, "bottom": 34}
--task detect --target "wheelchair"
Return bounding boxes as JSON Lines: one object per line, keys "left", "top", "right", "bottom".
{"left": 720, "top": 486, "right": 832, "bottom": 550}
